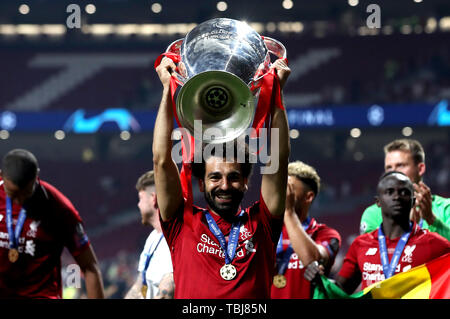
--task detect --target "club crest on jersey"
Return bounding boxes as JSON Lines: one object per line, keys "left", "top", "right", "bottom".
{"left": 239, "top": 225, "right": 253, "bottom": 241}
{"left": 401, "top": 244, "right": 416, "bottom": 263}
{"left": 27, "top": 220, "right": 41, "bottom": 238}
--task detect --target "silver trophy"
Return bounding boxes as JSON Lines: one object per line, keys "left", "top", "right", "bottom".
{"left": 166, "top": 18, "right": 286, "bottom": 144}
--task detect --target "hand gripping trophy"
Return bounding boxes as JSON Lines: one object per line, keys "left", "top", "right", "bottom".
{"left": 155, "top": 18, "right": 287, "bottom": 144}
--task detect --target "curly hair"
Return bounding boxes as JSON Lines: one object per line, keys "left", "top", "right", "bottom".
{"left": 288, "top": 161, "right": 321, "bottom": 196}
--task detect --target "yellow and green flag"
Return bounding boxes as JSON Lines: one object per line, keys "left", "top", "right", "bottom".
{"left": 313, "top": 253, "right": 450, "bottom": 299}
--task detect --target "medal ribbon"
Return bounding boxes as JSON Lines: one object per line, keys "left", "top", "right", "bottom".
{"left": 204, "top": 210, "right": 244, "bottom": 265}
{"left": 251, "top": 65, "right": 286, "bottom": 137}
{"left": 6, "top": 196, "right": 27, "bottom": 249}
{"left": 142, "top": 233, "right": 165, "bottom": 287}
{"left": 377, "top": 222, "right": 412, "bottom": 279}
{"left": 276, "top": 217, "right": 311, "bottom": 275}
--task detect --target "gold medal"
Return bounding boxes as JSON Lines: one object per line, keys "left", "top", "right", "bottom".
{"left": 220, "top": 264, "right": 237, "bottom": 280}
{"left": 273, "top": 274, "right": 287, "bottom": 288}
{"left": 8, "top": 248, "right": 19, "bottom": 263}
{"left": 141, "top": 284, "right": 148, "bottom": 298}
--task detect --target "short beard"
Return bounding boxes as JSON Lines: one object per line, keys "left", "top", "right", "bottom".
{"left": 141, "top": 211, "right": 154, "bottom": 226}
{"left": 204, "top": 189, "right": 244, "bottom": 221}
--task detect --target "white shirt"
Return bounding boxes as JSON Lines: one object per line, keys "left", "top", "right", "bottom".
{"left": 137, "top": 229, "right": 173, "bottom": 299}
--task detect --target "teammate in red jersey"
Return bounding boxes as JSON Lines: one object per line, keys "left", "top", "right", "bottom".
{"left": 271, "top": 161, "right": 341, "bottom": 299}
{"left": 153, "top": 57, "right": 290, "bottom": 298}
{"left": 0, "top": 149, "right": 104, "bottom": 299}
{"left": 336, "top": 171, "right": 450, "bottom": 293}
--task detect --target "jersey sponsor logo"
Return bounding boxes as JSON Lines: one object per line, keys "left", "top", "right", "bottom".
{"left": 362, "top": 262, "right": 401, "bottom": 285}
{"left": 0, "top": 235, "right": 36, "bottom": 256}
{"left": 401, "top": 244, "right": 416, "bottom": 263}
{"left": 196, "top": 233, "right": 246, "bottom": 259}
{"left": 363, "top": 271, "right": 385, "bottom": 284}
{"left": 0, "top": 231, "right": 9, "bottom": 240}
{"left": 288, "top": 253, "right": 305, "bottom": 269}
{"left": 365, "top": 247, "right": 378, "bottom": 256}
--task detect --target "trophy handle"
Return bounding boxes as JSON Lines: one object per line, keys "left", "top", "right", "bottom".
{"left": 250, "top": 37, "right": 287, "bottom": 91}
{"left": 165, "top": 38, "right": 188, "bottom": 84}
{"left": 262, "top": 36, "right": 287, "bottom": 60}
{"left": 166, "top": 38, "right": 183, "bottom": 55}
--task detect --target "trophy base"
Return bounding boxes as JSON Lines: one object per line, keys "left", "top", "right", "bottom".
{"left": 176, "top": 70, "right": 255, "bottom": 144}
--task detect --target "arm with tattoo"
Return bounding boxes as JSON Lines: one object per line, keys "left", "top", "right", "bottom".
{"left": 154, "top": 272, "right": 174, "bottom": 299}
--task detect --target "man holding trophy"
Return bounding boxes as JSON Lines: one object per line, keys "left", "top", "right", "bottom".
{"left": 153, "top": 18, "right": 291, "bottom": 298}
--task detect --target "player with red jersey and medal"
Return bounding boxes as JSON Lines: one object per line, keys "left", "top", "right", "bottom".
{"left": 153, "top": 55, "right": 291, "bottom": 298}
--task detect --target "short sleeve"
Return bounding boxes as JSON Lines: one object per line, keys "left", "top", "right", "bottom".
{"left": 30, "top": 181, "right": 90, "bottom": 257}
{"left": 338, "top": 239, "right": 361, "bottom": 280}
{"left": 160, "top": 201, "right": 185, "bottom": 249}
{"left": 360, "top": 204, "right": 382, "bottom": 235}
{"left": 427, "top": 198, "right": 450, "bottom": 241}
{"left": 56, "top": 201, "right": 90, "bottom": 257}
{"left": 427, "top": 232, "right": 450, "bottom": 261}
{"left": 256, "top": 192, "right": 283, "bottom": 244}
{"left": 60, "top": 203, "right": 90, "bottom": 257}
{"left": 315, "top": 226, "right": 342, "bottom": 261}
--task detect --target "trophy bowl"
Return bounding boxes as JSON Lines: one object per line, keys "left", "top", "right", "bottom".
{"left": 166, "top": 18, "right": 285, "bottom": 144}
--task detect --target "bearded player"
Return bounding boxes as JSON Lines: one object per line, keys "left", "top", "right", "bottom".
{"left": 337, "top": 171, "right": 450, "bottom": 293}
{"left": 153, "top": 57, "right": 290, "bottom": 298}
{"left": 124, "top": 170, "right": 173, "bottom": 299}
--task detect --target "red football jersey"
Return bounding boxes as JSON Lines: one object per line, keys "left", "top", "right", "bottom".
{"left": 339, "top": 223, "right": 450, "bottom": 289}
{"left": 0, "top": 179, "right": 90, "bottom": 298}
{"left": 271, "top": 218, "right": 341, "bottom": 299}
{"left": 161, "top": 194, "right": 282, "bottom": 299}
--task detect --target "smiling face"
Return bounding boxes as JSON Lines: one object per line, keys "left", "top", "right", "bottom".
{"left": 199, "top": 156, "right": 248, "bottom": 219}
{"left": 376, "top": 173, "right": 415, "bottom": 221}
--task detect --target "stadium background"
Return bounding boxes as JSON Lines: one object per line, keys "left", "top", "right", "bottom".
{"left": 0, "top": 0, "right": 449, "bottom": 298}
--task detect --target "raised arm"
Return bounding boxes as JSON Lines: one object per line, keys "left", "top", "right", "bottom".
{"left": 153, "top": 57, "right": 184, "bottom": 221}
{"left": 283, "top": 184, "right": 332, "bottom": 272}
{"left": 261, "top": 59, "right": 291, "bottom": 218}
